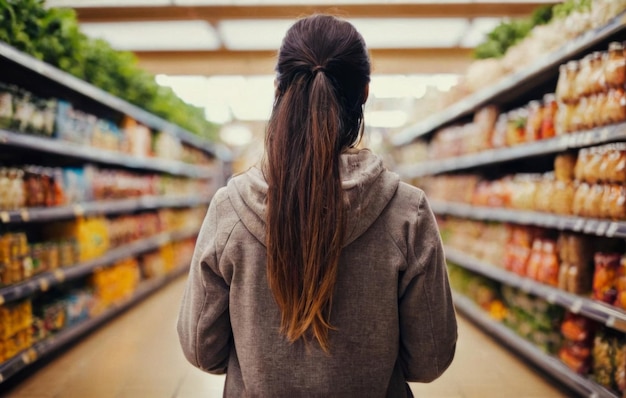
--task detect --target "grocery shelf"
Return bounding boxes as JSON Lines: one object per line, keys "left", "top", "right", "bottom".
{"left": 446, "top": 247, "right": 626, "bottom": 334}
{"left": 0, "top": 264, "right": 188, "bottom": 384}
{"left": 398, "top": 123, "right": 626, "bottom": 178}
{"left": 0, "top": 41, "right": 218, "bottom": 158}
{"left": 0, "top": 129, "right": 216, "bottom": 179}
{"left": 0, "top": 227, "right": 198, "bottom": 305}
{"left": 0, "top": 196, "right": 210, "bottom": 224}
{"left": 392, "top": 11, "right": 626, "bottom": 147}
{"left": 431, "top": 200, "right": 626, "bottom": 238}
{"left": 453, "top": 292, "right": 618, "bottom": 398}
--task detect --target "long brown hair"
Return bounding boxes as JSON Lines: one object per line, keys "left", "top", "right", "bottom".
{"left": 264, "top": 15, "right": 370, "bottom": 352}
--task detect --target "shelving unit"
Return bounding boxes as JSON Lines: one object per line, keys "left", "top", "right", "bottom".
{"left": 392, "top": 10, "right": 626, "bottom": 147}
{"left": 0, "top": 263, "right": 188, "bottom": 384}
{"left": 0, "top": 196, "right": 210, "bottom": 224}
{"left": 0, "top": 227, "right": 199, "bottom": 305}
{"left": 453, "top": 293, "right": 617, "bottom": 398}
{"left": 431, "top": 201, "right": 626, "bottom": 238}
{"left": 0, "top": 129, "right": 216, "bottom": 179}
{"left": 392, "top": 8, "right": 626, "bottom": 398}
{"left": 446, "top": 247, "right": 626, "bottom": 333}
{"left": 0, "top": 37, "right": 227, "bottom": 385}
{"left": 398, "top": 123, "right": 626, "bottom": 179}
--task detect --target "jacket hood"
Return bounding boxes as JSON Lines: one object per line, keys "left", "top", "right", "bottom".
{"left": 227, "top": 148, "right": 400, "bottom": 247}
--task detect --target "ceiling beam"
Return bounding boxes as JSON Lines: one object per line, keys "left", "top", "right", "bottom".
{"left": 75, "top": 2, "right": 557, "bottom": 23}
{"left": 134, "top": 48, "right": 474, "bottom": 76}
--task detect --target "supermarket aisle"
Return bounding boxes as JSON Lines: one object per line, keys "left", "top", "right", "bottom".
{"left": 3, "top": 276, "right": 571, "bottom": 398}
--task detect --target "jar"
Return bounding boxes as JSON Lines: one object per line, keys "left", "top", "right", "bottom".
{"left": 576, "top": 55, "right": 594, "bottom": 98}
{"left": 570, "top": 97, "right": 587, "bottom": 132}
{"left": 556, "top": 64, "right": 570, "bottom": 103}
{"left": 604, "top": 42, "right": 626, "bottom": 89}
{"left": 567, "top": 60, "right": 582, "bottom": 102}
{"left": 611, "top": 185, "right": 626, "bottom": 220}
{"left": 604, "top": 88, "right": 626, "bottom": 124}
{"left": 525, "top": 100, "right": 543, "bottom": 142}
{"left": 589, "top": 51, "right": 606, "bottom": 95}
{"left": 541, "top": 94, "right": 558, "bottom": 139}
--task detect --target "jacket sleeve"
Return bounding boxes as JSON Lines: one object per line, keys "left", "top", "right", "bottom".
{"left": 177, "top": 192, "right": 232, "bottom": 374}
{"left": 398, "top": 191, "right": 457, "bottom": 383}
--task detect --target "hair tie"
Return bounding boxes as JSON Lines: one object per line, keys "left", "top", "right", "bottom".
{"left": 311, "top": 65, "right": 325, "bottom": 74}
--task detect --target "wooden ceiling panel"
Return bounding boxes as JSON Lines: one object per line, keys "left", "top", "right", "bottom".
{"left": 76, "top": 2, "right": 556, "bottom": 22}
{"left": 134, "top": 48, "right": 474, "bottom": 76}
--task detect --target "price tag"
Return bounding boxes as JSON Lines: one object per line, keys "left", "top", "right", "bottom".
{"left": 73, "top": 205, "right": 84, "bottom": 217}
{"left": 53, "top": 269, "right": 65, "bottom": 282}
{"left": 39, "top": 278, "right": 50, "bottom": 292}
{"left": 596, "top": 222, "right": 608, "bottom": 236}
{"left": 600, "top": 127, "right": 611, "bottom": 142}
{"left": 573, "top": 219, "right": 585, "bottom": 232}
{"left": 546, "top": 291, "right": 558, "bottom": 304}
{"left": 570, "top": 300, "right": 583, "bottom": 314}
{"left": 0, "top": 212, "right": 9, "bottom": 223}
{"left": 20, "top": 210, "right": 29, "bottom": 222}
{"left": 607, "top": 316, "right": 626, "bottom": 332}
{"left": 583, "top": 132, "right": 594, "bottom": 146}
{"left": 607, "top": 222, "right": 619, "bottom": 237}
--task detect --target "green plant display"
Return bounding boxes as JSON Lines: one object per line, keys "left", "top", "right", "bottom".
{"left": 0, "top": 0, "right": 218, "bottom": 141}
{"left": 473, "top": 1, "right": 591, "bottom": 60}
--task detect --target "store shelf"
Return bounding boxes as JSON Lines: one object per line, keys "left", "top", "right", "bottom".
{"left": 453, "top": 292, "right": 618, "bottom": 398}
{"left": 392, "top": 11, "right": 626, "bottom": 147}
{"left": 0, "top": 41, "right": 218, "bottom": 158}
{"left": 0, "top": 227, "right": 198, "bottom": 305}
{"left": 0, "top": 129, "right": 215, "bottom": 179}
{"left": 432, "top": 201, "right": 626, "bottom": 238}
{"left": 446, "top": 247, "right": 626, "bottom": 334}
{"left": 398, "top": 123, "right": 626, "bottom": 178}
{"left": 0, "top": 195, "right": 210, "bottom": 224}
{"left": 0, "top": 264, "right": 188, "bottom": 384}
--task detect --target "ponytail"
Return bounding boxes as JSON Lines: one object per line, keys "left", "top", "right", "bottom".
{"left": 264, "top": 15, "right": 370, "bottom": 353}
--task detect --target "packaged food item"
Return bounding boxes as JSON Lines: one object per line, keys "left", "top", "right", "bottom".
{"left": 577, "top": 55, "right": 594, "bottom": 99}
{"left": 526, "top": 239, "right": 544, "bottom": 280}
{"left": 525, "top": 100, "right": 543, "bottom": 142}
{"left": 541, "top": 94, "right": 558, "bottom": 139}
{"left": 0, "top": 82, "right": 15, "bottom": 129}
{"left": 559, "top": 313, "right": 596, "bottom": 375}
{"left": 555, "top": 153, "right": 577, "bottom": 182}
{"left": 592, "top": 331, "right": 615, "bottom": 389}
{"left": 538, "top": 240, "right": 559, "bottom": 286}
{"left": 55, "top": 100, "right": 96, "bottom": 145}
{"left": 604, "top": 88, "right": 626, "bottom": 125}
{"left": 609, "top": 185, "right": 626, "bottom": 220}
{"left": 551, "top": 180, "right": 575, "bottom": 215}
{"left": 593, "top": 252, "right": 621, "bottom": 304}
{"left": 556, "top": 64, "right": 570, "bottom": 103}
{"left": 572, "top": 182, "right": 591, "bottom": 216}
{"left": 505, "top": 109, "right": 527, "bottom": 146}
{"left": 589, "top": 51, "right": 606, "bottom": 95}
{"left": 605, "top": 42, "right": 626, "bottom": 89}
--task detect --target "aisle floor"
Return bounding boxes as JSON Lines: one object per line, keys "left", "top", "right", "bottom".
{"left": 3, "top": 276, "right": 572, "bottom": 398}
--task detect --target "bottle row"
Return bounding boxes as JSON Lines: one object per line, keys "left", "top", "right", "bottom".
{"left": 0, "top": 82, "right": 213, "bottom": 165}
{"left": 0, "top": 238, "right": 194, "bottom": 364}
{"left": 395, "top": 41, "right": 626, "bottom": 165}
{"left": 0, "top": 206, "right": 205, "bottom": 287}
{"left": 0, "top": 163, "right": 213, "bottom": 211}
{"left": 449, "top": 264, "right": 625, "bottom": 395}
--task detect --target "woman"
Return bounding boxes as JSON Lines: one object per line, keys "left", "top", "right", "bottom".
{"left": 177, "top": 14, "right": 457, "bottom": 398}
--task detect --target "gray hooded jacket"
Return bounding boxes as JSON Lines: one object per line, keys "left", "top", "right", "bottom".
{"left": 177, "top": 148, "right": 457, "bottom": 397}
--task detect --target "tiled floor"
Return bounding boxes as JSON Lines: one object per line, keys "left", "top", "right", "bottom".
{"left": 3, "top": 276, "right": 572, "bottom": 398}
